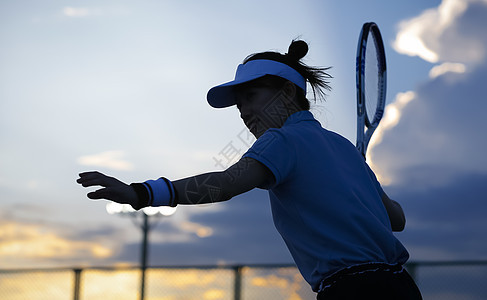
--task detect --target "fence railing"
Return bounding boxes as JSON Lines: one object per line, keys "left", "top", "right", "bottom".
{"left": 1, "top": 261, "right": 486, "bottom": 300}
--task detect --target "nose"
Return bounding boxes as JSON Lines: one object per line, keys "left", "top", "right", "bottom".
{"left": 240, "top": 111, "right": 250, "bottom": 123}
{"left": 235, "top": 94, "right": 251, "bottom": 122}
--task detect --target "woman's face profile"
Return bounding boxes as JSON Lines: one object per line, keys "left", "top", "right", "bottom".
{"left": 235, "top": 79, "right": 298, "bottom": 138}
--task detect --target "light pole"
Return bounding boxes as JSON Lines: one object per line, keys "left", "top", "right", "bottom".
{"left": 106, "top": 203, "right": 177, "bottom": 300}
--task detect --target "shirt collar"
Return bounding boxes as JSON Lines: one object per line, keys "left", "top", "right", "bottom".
{"left": 283, "top": 110, "right": 316, "bottom": 126}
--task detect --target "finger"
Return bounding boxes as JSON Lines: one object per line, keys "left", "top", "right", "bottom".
{"left": 77, "top": 175, "right": 107, "bottom": 187}
{"left": 78, "top": 171, "right": 104, "bottom": 178}
{"left": 79, "top": 179, "right": 108, "bottom": 188}
{"left": 87, "top": 188, "right": 112, "bottom": 200}
{"left": 77, "top": 172, "right": 111, "bottom": 187}
{"left": 77, "top": 173, "right": 97, "bottom": 184}
{"left": 87, "top": 188, "right": 129, "bottom": 204}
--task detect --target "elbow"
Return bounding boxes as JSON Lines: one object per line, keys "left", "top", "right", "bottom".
{"left": 391, "top": 213, "right": 406, "bottom": 232}
{"left": 383, "top": 195, "right": 406, "bottom": 232}
{"left": 391, "top": 220, "right": 405, "bottom": 232}
{"left": 218, "top": 189, "right": 234, "bottom": 203}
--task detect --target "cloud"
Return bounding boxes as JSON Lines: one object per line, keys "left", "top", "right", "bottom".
{"left": 63, "top": 7, "right": 102, "bottom": 18}
{"left": 369, "top": 0, "right": 487, "bottom": 186}
{"left": 178, "top": 219, "right": 214, "bottom": 238}
{"left": 251, "top": 274, "right": 289, "bottom": 289}
{"left": 428, "top": 62, "right": 466, "bottom": 79}
{"left": 113, "top": 190, "right": 292, "bottom": 266}
{"left": 393, "top": 0, "right": 487, "bottom": 64}
{"left": 77, "top": 150, "right": 134, "bottom": 171}
{"left": 246, "top": 268, "right": 312, "bottom": 299}
{"left": 62, "top": 6, "right": 131, "bottom": 18}
{"left": 0, "top": 218, "right": 116, "bottom": 268}
{"left": 106, "top": 202, "right": 214, "bottom": 238}
{"left": 367, "top": 91, "right": 416, "bottom": 184}
{"left": 0, "top": 272, "right": 75, "bottom": 299}
{"left": 203, "top": 289, "right": 226, "bottom": 300}
{"left": 372, "top": 62, "right": 487, "bottom": 187}
{"left": 391, "top": 173, "right": 487, "bottom": 260}
{"left": 366, "top": 0, "right": 487, "bottom": 266}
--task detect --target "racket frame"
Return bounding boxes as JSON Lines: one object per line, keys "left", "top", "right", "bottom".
{"left": 356, "top": 22, "right": 387, "bottom": 158}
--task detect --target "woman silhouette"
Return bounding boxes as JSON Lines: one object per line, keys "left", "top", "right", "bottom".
{"left": 77, "top": 40, "right": 422, "bottom": 299}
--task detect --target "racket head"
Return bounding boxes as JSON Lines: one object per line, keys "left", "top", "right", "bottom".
{"left": 356, "top": 22, "right": 387, "bottom": 156}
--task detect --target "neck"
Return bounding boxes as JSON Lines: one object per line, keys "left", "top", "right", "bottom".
{"left": 252, "top": 103, "right": 303, "bottom": 139}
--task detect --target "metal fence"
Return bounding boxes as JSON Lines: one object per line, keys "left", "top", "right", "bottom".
{"left": 1, "top": 261, "right": 486, "bottom": 300}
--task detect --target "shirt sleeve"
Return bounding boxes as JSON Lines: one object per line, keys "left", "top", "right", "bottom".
{"left": 365, "top": 162, "right": 385, "bottom": 196}
{"left": 243, "top": 129, "right": 295, "bottom": 186}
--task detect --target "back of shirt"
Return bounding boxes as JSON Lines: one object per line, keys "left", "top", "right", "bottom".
{"left": 243, "top": 111, "right": 409, "bottom": 292}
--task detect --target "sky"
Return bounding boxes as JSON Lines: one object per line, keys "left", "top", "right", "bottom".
{"left": 1, "top": 0, "right": 486, "bottom": 298}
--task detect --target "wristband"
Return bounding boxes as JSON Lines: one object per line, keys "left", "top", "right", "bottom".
{"left": 130, "top": 177, "right": 177, "bottom": 208}
{"left": 130, "top": 183, "right": 150, "bottom": 210}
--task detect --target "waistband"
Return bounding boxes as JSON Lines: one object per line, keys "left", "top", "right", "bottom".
{"left": 317, "top": 262, "right": 404, "bottom": 293}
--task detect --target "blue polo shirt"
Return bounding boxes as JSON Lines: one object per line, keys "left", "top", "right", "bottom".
{"left": 243, "top": 110, "right": 409, "bottom": 292}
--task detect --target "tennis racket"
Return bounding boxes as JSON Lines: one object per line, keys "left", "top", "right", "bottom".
{"left": 356, "top": 22, "right": 387, "bottom": 159}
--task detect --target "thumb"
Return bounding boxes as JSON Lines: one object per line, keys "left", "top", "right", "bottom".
{"left": 87, "top": 188, "right": 114, "bottom": 200}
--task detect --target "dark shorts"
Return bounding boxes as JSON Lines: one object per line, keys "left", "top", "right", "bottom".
{"left": 316, "top": 263, "right": 422, "bottom": 300}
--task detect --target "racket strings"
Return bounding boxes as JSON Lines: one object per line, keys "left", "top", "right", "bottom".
{"left": 364, "top": 32, "right": 380, "bottom": 125}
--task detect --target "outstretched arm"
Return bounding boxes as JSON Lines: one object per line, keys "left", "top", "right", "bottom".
{"left": 173, "top": 157, "right": 274, "bottom": 205}
{"left": 77, "top": 157, "right": 274, "bottom": 209}
{"left": 381, "top": 191, "right": 405, "bottom": 232}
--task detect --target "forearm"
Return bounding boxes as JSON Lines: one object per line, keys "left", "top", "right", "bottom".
{"left": 174, "top": 158, "right": 271, "bottom": 205}
{"left": 381, "top": 192, "right": 406, "bottom": 232}
{"left": 172, "top": 172, "right": 233, "bottom": 205}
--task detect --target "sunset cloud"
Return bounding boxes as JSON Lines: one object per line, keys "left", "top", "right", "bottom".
{"left": 0, "top": 221, "right": 113, "bottom": 265}
{"left": 1, "top": 1, "right": 485, "bottom": 298}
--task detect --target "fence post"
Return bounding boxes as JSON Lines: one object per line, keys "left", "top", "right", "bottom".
{"left": 233, "top": 265, "right": 243, "bottom": 300}
{"left": 73, "top": 268, "right": 82, "bottom": 300}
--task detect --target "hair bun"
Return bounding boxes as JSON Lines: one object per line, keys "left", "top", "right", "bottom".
{"left": 287, "top": 40, "right": 308, "bottom": 60}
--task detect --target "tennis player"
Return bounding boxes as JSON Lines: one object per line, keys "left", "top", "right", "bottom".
{"left": 77, "top": 40, "right": 422, "bottom": 299}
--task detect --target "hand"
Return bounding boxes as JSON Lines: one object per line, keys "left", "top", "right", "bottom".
{"left": 77, "top": 171, "right": 138, "bottom": 207}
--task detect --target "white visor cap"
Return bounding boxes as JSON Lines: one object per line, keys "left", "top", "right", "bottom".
{"left": 207, "top": 59, "right": 306, "bottom": 108}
